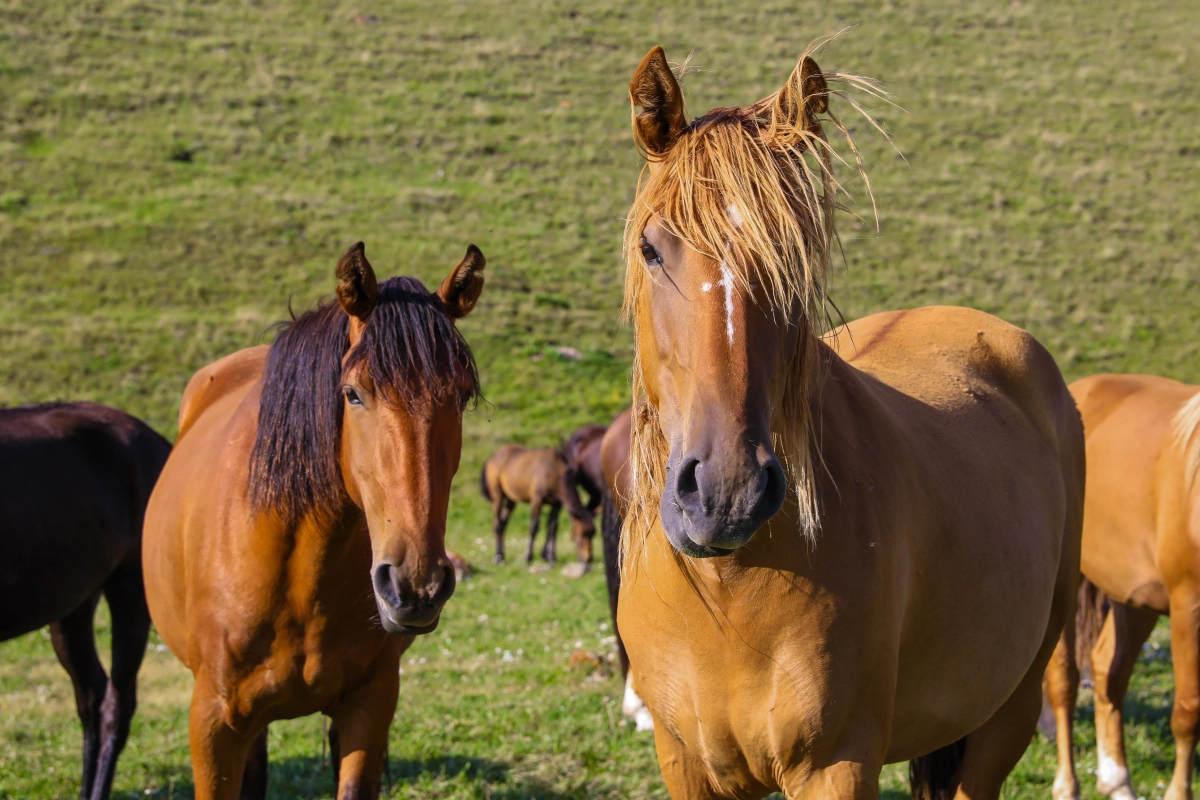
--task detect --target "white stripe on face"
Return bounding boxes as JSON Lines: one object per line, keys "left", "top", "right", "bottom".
{"left": 718, "top": 260, "right": 735, "bottom": 346}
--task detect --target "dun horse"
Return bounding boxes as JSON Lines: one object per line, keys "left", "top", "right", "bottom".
{"left": 0, "top": 402, "right": 170, "bottom": 800}
{"left": 480, "top": 444, "right": 594, "bottom": 564}
{"left": 142, "top": 242, "right": 485, "bottom": 800}
{"left": 1043, "top": 375, "right": 1200, "bottom": 800}
{"left": 617, "top": 45, "right": 1084, "bottom": 799}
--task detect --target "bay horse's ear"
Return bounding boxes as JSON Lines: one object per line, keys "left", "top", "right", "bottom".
{"left": 629, "top": 46, "right": 686, "bottom": 157}
{"left": 335, "top": 241, "right": 378, "bottom": 321}
{"left": 437, "top": 244, "right": 486, "bottom": 320}
{"left": 770, "top": 55, "right": 828, "bottom": 139}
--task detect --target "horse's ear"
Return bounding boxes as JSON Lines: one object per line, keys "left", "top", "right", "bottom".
{"left": 335, "top": 241, "right": 378, "bottom": 321}
{"left": 629, "top": 46, "right": 686, "bottom": 157}
{"left": 437, "top": 244, "right": 486, "bottom": 320}
{"left": 770, "top": 55, "right": 828, "bottom": 139}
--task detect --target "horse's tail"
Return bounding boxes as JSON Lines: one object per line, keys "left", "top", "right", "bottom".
{"left": 479, "top": 460, "right": 491, "bottom": 502}
{"left": 1075, "top": 576, "right": 1110, "bottom": 687}
{"left": 909, "top": 737, "right": 966, "bottom": 800}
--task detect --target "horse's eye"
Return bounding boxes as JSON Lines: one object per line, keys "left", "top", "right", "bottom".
{"left": 639, "top": 238, "right": 663, "bottom": 268}
{"left": 344, "top": 386, "right": 363, "bottom": 406}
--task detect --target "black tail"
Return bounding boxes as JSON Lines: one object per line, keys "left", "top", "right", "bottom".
{"left": 479, "top": 460, "right": 491, "bottom": 502}
{"left": 909, "top": 737, "right": 966, "bottom": 800}
{"left": 600, "top": 483, "right": 629, "bottom": 678}
{"left": 1075, "top": 576, "right": 1110, "bottom": 687}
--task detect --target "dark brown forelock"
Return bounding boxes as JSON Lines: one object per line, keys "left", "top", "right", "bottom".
{"left": 248, "top": 276, "right": 480, "bottom": 527}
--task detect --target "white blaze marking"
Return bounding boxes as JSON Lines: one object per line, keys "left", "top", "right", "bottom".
{"left": 701, "top": 282, "right": 713, "bottom": 292}
{"left": 718, "top": 260, "right": 735, "bottom": 345}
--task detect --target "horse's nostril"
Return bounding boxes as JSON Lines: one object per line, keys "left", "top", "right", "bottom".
{"left": 372, "top": 562, "right": 401, "bottom": 607}
{"left": 755, "top": 457, "right": 787, "bottom": 521}
{"left": 676, "top": 457, "right": 700, "bottom": 498}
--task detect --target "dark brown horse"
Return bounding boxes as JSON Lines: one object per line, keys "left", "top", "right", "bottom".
{"left": 0, "top": 402, "right": 171, "bottom": 800}
{"left": 143, "top": 242, "right": 485, "bottom": 800}
{"left": 480, "top": 444, "right": 595, "bottom": 565}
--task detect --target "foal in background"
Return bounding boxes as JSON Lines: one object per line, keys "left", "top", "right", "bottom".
{"left": 143, "top": 242, "right": 485, "bottom": 800}
{"left": 0, "top": 402, "right": 170, "bottom": 800}
{"left": 1043, "top": 375, "right": 1200, "bottom": 800}
{"left": 481, "top": 444, "right": 594, "bottom": 565}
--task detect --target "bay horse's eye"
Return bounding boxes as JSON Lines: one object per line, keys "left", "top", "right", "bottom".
{"left": 343, "top": 386, "right": 363, "bottom": 406}
{"left": 639, "top": 238, "right": 663, "bottom": 268}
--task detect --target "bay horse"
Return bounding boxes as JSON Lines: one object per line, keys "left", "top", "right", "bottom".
{"left": 0, "top": 401, "right": 170, "bottom": 800}
{"left": 142, "top": 242, "right": 485, "bottom": 800}
{"left": 1042, "top": 375, "right": 1200, "bottom": 800}
{"left": 480, "top": 444, "right": 594, "bottom": 565}
{"left": 618, "top": 44, "right": 1084, "bottom": 799}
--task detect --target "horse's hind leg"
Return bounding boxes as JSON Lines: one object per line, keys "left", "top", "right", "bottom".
{"left": 49, "top": 593, "right": 106, "bottom": 800}
{"left": 526, "top": 500, "right": 543, "bottom": 565}
{"left": 543, "top": 502, "right": 562, "bottom": 564}
{"left": 86, "top": 563, "right": 151, "bottom": 800}
{"left": 1165, "top": 589, "right": 1200, "bottom": 800}
{"left": 1042, "top": 625, "right": 1081, "bottom": 800}
{"left": 1091, "top": 603, "right": 1157, "bottom": 800}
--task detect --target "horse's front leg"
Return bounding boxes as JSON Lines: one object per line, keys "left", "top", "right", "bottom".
{"left": 526, "top": 501, "right": 543, "bottom": 564}
{"left": 543, "top": 502, "right": 561, "bottom": 564}
{"left": 329, "top": 658, "right": 401, "bottom": 800}
{"left": 188, "top": 675, "right": 262, "bottom": 800}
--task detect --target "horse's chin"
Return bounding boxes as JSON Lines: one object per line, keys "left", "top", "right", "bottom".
{"left": 377, "top": 607, "right": 442, "bottom": 635}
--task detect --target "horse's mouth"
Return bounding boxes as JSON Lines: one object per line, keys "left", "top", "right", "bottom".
{"left": 377, "top": 605, "right": 442, "bottom": 635}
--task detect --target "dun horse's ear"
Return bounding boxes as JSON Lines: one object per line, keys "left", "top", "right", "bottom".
{"left": 629, "top": 46, "right": 687, "bottom": 157}
{"left": 437, "top": 244, "right": 486, "bottom": 320}
{"left": 335, "top": 242, "right": 379, "bottom": 321}
{"left": 771, "top": 55, "right": 829, "bottom": 138}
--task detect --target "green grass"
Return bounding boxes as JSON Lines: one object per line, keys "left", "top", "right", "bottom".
{"left": 1, "top": 0, "right": 1198, "bottom": 797}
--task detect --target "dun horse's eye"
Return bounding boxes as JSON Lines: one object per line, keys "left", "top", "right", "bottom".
{"left": 639, "top": 238, "right": 663, "bottom": 268}
{"left": 343, "top": 386, "right": 363, "bottom": 406}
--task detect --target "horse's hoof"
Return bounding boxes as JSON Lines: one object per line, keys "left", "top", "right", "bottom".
{"left": 492, "top": 554, "right": 505, "bottom": 565}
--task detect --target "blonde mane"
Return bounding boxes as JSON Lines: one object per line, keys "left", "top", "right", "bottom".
{"left": 621, "top": 39, "right": 889, "bottom": 558}
{"left": 1175, "top": 389, "right": 1200, "bottom": 488}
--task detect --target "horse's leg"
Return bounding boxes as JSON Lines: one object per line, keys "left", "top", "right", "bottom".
{"left": 48, "top": 593, "right": 106, "bottom": 800}
{"left": 189, "top": 677, "right": 260, "bottom": 800}
{"left": 239, "top": 728, "right": 269, "bottom": 800}
{"left": 1043, "top": 623, "right": 1080, "bottom": 800}
{"left": 1165, "top": 591, "right": 1200, "bottom": 800}
{"left": 1091, "top": 603, "right": 1157, "bottom": 800}
{"left": 526, "top": 500, "right": 543, "bottom": 565}
{"left": 652, "top": 724, "right": 725, "bottom": 799}
{"left": 329, "top": 663, "right": 400, "bottom": 800}
{"left": 85, "top": 563, "right": 151, "bottom": 800}
{"left": 492, "top": 493, "right": 511, "bottom": 565}
{"left": 544, "top": 502, "right": 561, "bottom": 564}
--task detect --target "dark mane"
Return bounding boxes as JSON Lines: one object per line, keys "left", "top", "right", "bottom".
{"left": 248, "top": 276, "right": 481, "bottom": 526}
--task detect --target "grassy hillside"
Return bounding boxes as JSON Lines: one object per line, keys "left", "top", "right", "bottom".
{"left": 1, "top": 0, "right": 1197, "bottom": 798}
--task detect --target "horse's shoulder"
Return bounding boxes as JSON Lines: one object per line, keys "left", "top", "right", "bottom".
{"left": 178, "top": 346, "right": 269, "bottom": 441}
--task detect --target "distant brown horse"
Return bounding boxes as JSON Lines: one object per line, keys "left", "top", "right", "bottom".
{"left": 0, "top": 402, "right": 170, "bottom": 800}
{"left": 617, "top": 45, "right": 1084, "bottom": 799}
{"left": 480, "top": 444, "right": 594, "bottom": 565}
{"left": 1043, "top": 375, "right": 1200, "bottom": 800}
{"left": 143, "top": 242, "right": 485, "bottom": 800}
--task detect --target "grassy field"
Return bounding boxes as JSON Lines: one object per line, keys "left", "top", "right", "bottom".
{"left": 1, "top": 0, "right": 1198, "bottom": 797}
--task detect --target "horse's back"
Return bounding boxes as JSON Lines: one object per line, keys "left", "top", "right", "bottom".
{"left": 178, "top": 345, "right": 269, "bottom": 440}
{"left": 0, "top": 403, "right": 170, "bottom": 639}
{"left": 1070, "top": 374, "right": 1199, "bottom": 609}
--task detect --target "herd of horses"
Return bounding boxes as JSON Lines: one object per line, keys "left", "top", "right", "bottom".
{"left": 2, "top": 41, "right": 1199, "bottom": 800}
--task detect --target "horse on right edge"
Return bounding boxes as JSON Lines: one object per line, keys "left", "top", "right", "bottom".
{"left": 1043, "top": 374, "right": 1200, "bottom": 800}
